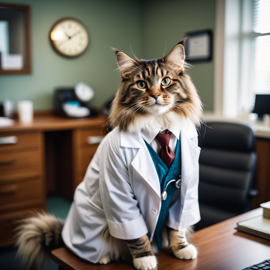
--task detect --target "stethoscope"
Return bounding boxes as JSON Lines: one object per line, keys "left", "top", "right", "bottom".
{"left": 161, "top": 175, "right": 182, "bottom": 201}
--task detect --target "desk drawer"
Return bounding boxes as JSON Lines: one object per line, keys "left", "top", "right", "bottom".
{"left": 77, "top": 128, "right": 105, "bottom": 147}
{"left": 0, "top": 207, "right": 43, "bottom": 248}
{"left": 0, "top": 132, "right": 40, "bottom": 153}
{"left": 0, "top": 150, "right": 41, "bottom": 180}
{"left": 0, "top": 177, "right": 43, "bottom": 212}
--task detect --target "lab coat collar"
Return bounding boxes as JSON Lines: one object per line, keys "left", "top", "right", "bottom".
{"left": 120, "top": 120, "right": 198, "bottom": 149}
{"left": 120, "top": 130, "right": 142, "bottom": 148}
{"left": 140, "top": 128, "right": 159, "bottom": 145}
{"left": 119, "top": 120, "right": 200, "bottom": 199}
{"left": 140, "top": 124, "right": 181, "bottom": 145}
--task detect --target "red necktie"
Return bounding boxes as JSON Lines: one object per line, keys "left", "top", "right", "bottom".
{"left": 155, "top": 131, "right": 175, "bottom": 168}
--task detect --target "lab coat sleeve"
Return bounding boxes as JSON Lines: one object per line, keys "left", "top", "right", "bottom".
{"left": 99, "top": 138, "right": 148, "bottom": 240}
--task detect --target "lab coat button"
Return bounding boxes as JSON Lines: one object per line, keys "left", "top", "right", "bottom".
{"left": 152, "top": 209, "right": 158, "bottom": 215}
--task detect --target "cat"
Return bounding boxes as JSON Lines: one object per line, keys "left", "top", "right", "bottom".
{"left": 16, "top": 37, "right": 202, "bottom": 270}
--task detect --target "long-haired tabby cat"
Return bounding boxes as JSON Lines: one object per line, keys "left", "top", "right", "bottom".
{"left": 17, "top": 37, "right": 202, "bottom": 270}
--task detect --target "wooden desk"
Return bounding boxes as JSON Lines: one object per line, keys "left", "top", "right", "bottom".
{"left": 0, "top": 112, "right": 107, "bottom": 247}
{"left": 51, "top": 208, "right": 270, "bottom": 270}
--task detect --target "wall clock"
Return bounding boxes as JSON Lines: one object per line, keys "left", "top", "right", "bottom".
{"left": 50, "top": 18, "right": 89, "bottom": 58}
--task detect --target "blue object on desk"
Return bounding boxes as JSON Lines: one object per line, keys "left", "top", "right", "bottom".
{"left": 65, "top": 101, "right": 81, "bottom": 107}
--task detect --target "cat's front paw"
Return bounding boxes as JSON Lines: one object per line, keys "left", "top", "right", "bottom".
{"left": 98, "top": 254, "right": 111, "bottom": 264}
{"left": 173, "top": 244, "right": 197, "bottom": 260}
{"left": 133, "top": 255, "right": 157, "bottom": 270}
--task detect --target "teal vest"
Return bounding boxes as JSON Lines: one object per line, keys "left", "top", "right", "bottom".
{"left": 144, "top": 135, "right": 181, "bottom": 248}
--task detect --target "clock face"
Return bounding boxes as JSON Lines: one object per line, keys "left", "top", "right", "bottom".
{"left": 50, "top": 18, "right": 89, "bottom": 57}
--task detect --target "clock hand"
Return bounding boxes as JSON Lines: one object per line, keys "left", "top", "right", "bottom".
{"left": 69, "top": 30, "right": 80, "bottom": 39}
{"left": 56, "top": 30, "right": 81, "bottom": 47}
{"left": 57, "top": 31, "right": 79, "bottom": 46}
{"left": 57, "top": 38, "right": 70, "bottom": 46}
{"left": 55, "top": 32, "right": 71, "bottom": 46}
{"left": 64, "top": 32, "right": 71, "bottom": 39}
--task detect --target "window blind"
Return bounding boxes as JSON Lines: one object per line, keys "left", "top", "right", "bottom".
{"left": 251, "top": 0, "right": 270, "bottom": 105}
{"left": 253, "top": 0, "right": 270, "bottom": 33}
{"left": 252, "top": 36, "right": 270, "bottom": 94}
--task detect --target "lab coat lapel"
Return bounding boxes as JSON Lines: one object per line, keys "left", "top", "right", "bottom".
{"left": 120, "top": 122, "right": 200, "bottom": 199}
{"left": 181, "top": 123, "right": 201, "bottom": 203}
{"left": 120, "top": 130, "right": 161, "bottom": 197}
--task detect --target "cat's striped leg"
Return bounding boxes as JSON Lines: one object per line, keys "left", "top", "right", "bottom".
{"left": 169, "top": 227, "right": 197, "bottom": 260}
{"left": 125, "top": 235, "right": 157, "bottom": 270}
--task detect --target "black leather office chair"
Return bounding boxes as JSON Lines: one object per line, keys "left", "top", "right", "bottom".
{"left": 195, "top": 122, "right": 257, "bottom": 230}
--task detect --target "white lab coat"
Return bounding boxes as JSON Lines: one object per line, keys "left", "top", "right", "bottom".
{"left": 62, "top": 122, "right": 201, "bottom": 263}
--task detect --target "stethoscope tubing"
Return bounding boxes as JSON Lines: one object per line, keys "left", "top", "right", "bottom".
{"left": 161, "top": 175, "right": 182, "bottom": 201}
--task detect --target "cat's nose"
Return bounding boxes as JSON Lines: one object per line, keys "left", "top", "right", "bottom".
{"left": 150, "top": 94, "right": 161, "bottom": 100}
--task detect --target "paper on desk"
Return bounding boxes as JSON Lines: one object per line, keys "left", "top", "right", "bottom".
{"left": 63, "top": 103, "right": 90, "bottom": 117}
{"left": 238, "top": 216, "right": 270, "bottom": 234}
{"left": 0, "top": 117, "right": 14, "bottom": 127}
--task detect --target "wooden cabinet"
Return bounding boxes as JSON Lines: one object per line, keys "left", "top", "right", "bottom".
{"left": 0, "top": 112, "right": 107, "bottom": 248}
{"left": 253, "top": 138, "right": 270, "bottom": 208}
{"left": 0, "top": 208, "right": 43, "bottom": 247}
{"left": 72, "top": 127, "right": 106, "bottom": 194}
{"left": 0, "top": 131, "right": 45, "bottom": 248}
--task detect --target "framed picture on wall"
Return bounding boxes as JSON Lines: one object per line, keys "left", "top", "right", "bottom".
{"left": 185, "top": 30, "right": 212, "bottom": 62}
{"left": 0, "top": 3, "right": 32, "bottom": 74}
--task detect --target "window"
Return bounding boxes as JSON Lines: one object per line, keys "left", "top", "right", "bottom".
{"left": 215, "top": 0, "right": 270, "bottom": 118}
{"left": 0, "top": 21, "right": 9, "bottom": 55}
{"left": 239, "top": 0, "right": 270, "bottom": 114}
{"left": 251, "top": 0, "right": 270, "bottom": 106}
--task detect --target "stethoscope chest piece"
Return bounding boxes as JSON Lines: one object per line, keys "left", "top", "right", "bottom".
{"left": 161, "top": 191, "right": 168, "bottom": 201}
{"left": 161, "top": 176, "right": 182, "bottom": 201}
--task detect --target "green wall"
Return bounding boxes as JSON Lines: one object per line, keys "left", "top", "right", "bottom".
{"left": 0, "top": 0, "right": 143, "bottom": 110}
{"left": 142, "top": 0, "right": 216, "bottom": 112}
{"left": 0, "top": 0, "right": 215, "bottom": 112}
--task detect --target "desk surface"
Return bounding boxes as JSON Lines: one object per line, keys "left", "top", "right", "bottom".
{"left": 0, "top": 111, "right": 107, "bottom": 132}
{"left": 52, "top": 208, "right": 270, "bottom": 270}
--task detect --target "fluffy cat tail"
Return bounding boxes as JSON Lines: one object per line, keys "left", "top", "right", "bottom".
{"left": 16, "top": 212, "right": 65, "bottom": 270}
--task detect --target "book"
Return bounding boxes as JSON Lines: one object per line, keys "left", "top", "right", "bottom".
{"left": 261, "top": 201, "right": 270, "bottom": 219}
{"left": 236, "top": 215, "right": 270, "bottom": 241}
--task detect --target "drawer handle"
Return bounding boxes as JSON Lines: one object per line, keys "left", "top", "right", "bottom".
{"left": 0, "top": 184, "right": 18, "bottom": 195}
{"left": 0, "top": 159, "right": 17, "bottom": 166}
{"left": 0, "top": 136, "right": 18, "bottom": 145}
{"left": 87, "top": 136, "right": 104, "bottom": 144}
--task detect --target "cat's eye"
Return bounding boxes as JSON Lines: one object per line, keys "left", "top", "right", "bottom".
{"left": 137, "top": 81, "right": 147, "bottom": 89}
{"left": 161, "top": 77, "right": 171, "bottom": 86}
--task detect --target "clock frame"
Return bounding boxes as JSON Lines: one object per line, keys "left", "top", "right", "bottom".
{"left": 50, "top": 17, "right": 89, "bottom": 58}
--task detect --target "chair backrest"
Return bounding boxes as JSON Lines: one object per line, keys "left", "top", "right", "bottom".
{"left": 196, "top": 122, "right": 256, "bottom": 230}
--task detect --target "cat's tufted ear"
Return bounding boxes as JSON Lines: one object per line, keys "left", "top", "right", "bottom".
{"left": 112, "top": 47, "right": 137, "bottom": 72}
{"left": 165, "top": 37, "right": 187, "bottom": 67}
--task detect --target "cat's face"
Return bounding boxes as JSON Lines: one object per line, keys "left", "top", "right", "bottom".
{"left": 109, "top": 38, "right": 202, "bottom": 131}
{"left": 119, "top": 59, "right": 183, "bottom": 116}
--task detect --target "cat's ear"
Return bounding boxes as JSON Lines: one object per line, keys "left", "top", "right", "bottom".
{"left": 165, "top": 37, "right": 187, "bottom": 67}
{"left": 112, "top": 47, "right": 137, "bottom": 72}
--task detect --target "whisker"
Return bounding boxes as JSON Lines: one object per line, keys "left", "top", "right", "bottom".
{"left": 163, "top": 42, "right": 167, "bottom": 58}
{"left": 130, "top": 44, "right": 138, "bottom": 60}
